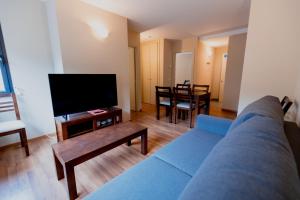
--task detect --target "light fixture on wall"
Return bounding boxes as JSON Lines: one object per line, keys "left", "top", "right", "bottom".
{"left": 87, "top": 21, "right": 109, "bottom": 40}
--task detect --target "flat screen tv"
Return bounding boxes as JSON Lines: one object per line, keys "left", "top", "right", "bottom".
{"left": 48, "top": 74, "right": 118, "bottom": 117}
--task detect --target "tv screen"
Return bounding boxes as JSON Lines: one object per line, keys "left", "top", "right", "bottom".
{"left": 48, "top": 74, "right": 118, "bottom": 117}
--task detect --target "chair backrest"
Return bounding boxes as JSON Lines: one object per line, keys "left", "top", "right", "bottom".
{"left": 173, "top": 87, "right": 193, "bottom": 102}
{"left": 155, "top": 86, "right": 172, "bottom": 105}
{"left": 183, "top": 80, "right": 191, "bottom": 85}
{"left": 281, "top": 96, "right": 293, "bottom": 115}
{"left": 192, "top": 84, "right": 209, "bottom": 93}
{"left": 176, "top": 84, "right": 191, "bottom": 89}
{"left": 281, "top": 96, "right": 289, "bottom": 106}
{"left": 0, "top": 93, "right": 20, "bottom": 119}
{"left": 156, "top": 86, "right": 172, "bottom": 98}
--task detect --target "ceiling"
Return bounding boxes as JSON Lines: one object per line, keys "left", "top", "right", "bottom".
{"left": 202, "top": 37, "right": 229, "bottom": 47}
{"left": 82, "top": 0, "right": 251, "bottom": 40}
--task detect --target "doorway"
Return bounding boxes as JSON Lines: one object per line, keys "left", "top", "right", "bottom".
{"left": 128, "top": 47, "right": 136, "bottom": 111}
{"left": 175, "top": 52, "right": 193, "bottom": 85}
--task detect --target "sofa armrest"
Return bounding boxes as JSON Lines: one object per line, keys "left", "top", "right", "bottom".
{"left": 195, "top": 114, "right": 233, "bottom": 136}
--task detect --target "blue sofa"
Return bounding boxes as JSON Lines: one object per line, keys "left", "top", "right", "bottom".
{"left": 86, "top": 96, "right": 300, "bottom": 200}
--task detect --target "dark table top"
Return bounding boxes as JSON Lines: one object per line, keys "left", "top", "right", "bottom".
{"left": 52, "top": 122, "right": 147, "bottom": 164}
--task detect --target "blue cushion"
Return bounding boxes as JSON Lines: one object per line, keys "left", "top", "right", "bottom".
{"left": 85, "top": 157, "right": 191, "bottom": 200}
{"left": 195, "top": 114, "right": 233, "bottom": 136}
{"left": 179, "top": 116, "right": 300, "bottom": 200}
{"left": 154, "top": 129, "right": 223, "bottom": 176}
{"left": 228, "top": 95, "right": 283, "bottom": 132}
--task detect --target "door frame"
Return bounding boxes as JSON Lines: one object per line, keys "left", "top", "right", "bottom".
{"left": 128, "top": 46, "right": 137, "bottom": 111}
{"left": 219, "top": 53, "right": 228, "bottom": 102}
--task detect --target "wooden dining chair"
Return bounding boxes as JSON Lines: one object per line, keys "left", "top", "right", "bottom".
{"left": 0, "top": 93, "right": 29, "bottom": 156}
{"left": 183, "top": 80, "right": 191, "bottom": 85}
{"left": 173, "top": 87, "right": 195, "bottom": 128}
{"left": 192, "top": 84, "right": 210, "bottom": 114}
{"left": 175, "top": 84, "right": 191, "bottom": 119}
{"left": 281, "top": 96, "right": 293, "bottom": 115}
{"left": 176, "top": 84, "right": 191, "bottom": 89}
{"left": 192, "top": 84, "right": 209, "bottom": 93}
{"left": 155, "top": 86, "right": 173, "bottom": 123}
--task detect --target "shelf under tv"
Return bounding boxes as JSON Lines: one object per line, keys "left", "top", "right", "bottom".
{"left": 54, "top": 107, "right": 122, "bottom": 142}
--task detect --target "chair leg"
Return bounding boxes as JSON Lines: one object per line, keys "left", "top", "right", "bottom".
{"left": 20, "top": 129, "right": 29, "bottom": 156}
{"left": 169, "top": 107, "right": 173, "bottom": 123}
{"left": 190, "top": 110, "right": 193, "bottom": 128}
{"left": 19, "top": 131, "right": 25, "bottom": 147}
{"left": 166, "top": 107, "right": 169, "bottom": 117}
{"left": 156, "top": 104, "right": 160, "bottom": 120}
{"left": 182, "top": 110, "right": 186, "bottom": 120}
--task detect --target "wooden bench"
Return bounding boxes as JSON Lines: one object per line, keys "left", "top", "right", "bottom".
{"left": 52, "top": 122, "right": 148, "bottom": 200}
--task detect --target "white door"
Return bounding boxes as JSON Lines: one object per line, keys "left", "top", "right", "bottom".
{"left": 219, "top": 54, "right": 227, "bottom": 102}
{"left": 175, "top": 52, "right": 193, "bottom": 85}
{"left": 128, "top": 47, "right": 136, "bottom": 111}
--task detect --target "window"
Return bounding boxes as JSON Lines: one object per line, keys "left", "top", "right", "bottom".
{"left": 0, "top": 24, "right": 13, "bottom": 93}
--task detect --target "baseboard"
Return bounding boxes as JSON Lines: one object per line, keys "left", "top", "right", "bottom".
{"left": 0, "top": 133, "right": 56, "bottom": 151}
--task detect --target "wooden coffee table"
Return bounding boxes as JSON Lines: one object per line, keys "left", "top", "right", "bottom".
{"left": 52, "top": 122, "right": 148, "bottom": 200}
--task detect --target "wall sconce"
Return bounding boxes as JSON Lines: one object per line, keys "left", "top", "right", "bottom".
{"left": 87, "top": 21, "right": 109, "bottom": 40}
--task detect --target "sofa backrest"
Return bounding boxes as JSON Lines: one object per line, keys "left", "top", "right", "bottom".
{"left": 179, "top": 115, "right": 300, "bottom": 200}
{"left": 228, "top": 95, "right": 284, "bottom": 132}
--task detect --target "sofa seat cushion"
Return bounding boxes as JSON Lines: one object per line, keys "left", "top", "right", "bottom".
{"left": 154, "top": 129, "right": 223, "bottom": 176}
{"left": 179, "top": 116, "right": 300, "bottom": 200}
{"left": 85, "top": 156, "right": 191, "bottom": 200}
{"left": 228, "top": 96, "right": 283, "bottom": 132}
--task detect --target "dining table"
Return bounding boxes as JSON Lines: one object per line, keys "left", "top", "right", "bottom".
{"left": 156, "top": 89, "right": 211, "bottom": 126}
{"left": 192, "top": 90, "right": 211, "bottom": 115}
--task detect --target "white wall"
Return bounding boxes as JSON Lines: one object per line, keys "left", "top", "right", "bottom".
{"left": 295, "top": 74, "right": 300, "bottom": 126}
{"left": 128, "top": 29, "right": 142, "bottom": 111}
{"left": 239, "top": 0, "right": 300, "bottom": 115}
{"left": 45, "top": 0, "right": 64, "bottom": 73}
{"left": 163, "top": 39, "right": 173, "bottom": 87}
{"left": 55, "top": 0, "right": 131, "bottom": 120}
{"left": 222, "top": 33, "right": 247, "bottom": 111}
{"left": 194, "top": 41, "right": 215, "bottom": 87}
{"left": 293, "top": 1, "right": 300, "bottom": 125}
{"left": 0, "top": 0, "right": 55, "bottom": 146}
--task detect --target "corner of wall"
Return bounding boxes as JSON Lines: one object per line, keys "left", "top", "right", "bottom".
{"left": 44, "top": 0, "right": 64, "bottom": 73}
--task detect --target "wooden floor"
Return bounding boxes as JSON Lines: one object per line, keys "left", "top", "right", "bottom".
{"left": 0, "top": 101, "right": 236, "bottom": 200}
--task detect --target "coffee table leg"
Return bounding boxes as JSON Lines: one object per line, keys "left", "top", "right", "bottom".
{"left": 64, "top": 164, "right": 78, "bottom": 200}
{"left": 127, "top": 140, "right": 132, "bottom": 146}
{"left": 141, "top": 131, "right": 148, "bottom": 155}
{"left": 53, "top": 150, "right": 64, "bottom": 180}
